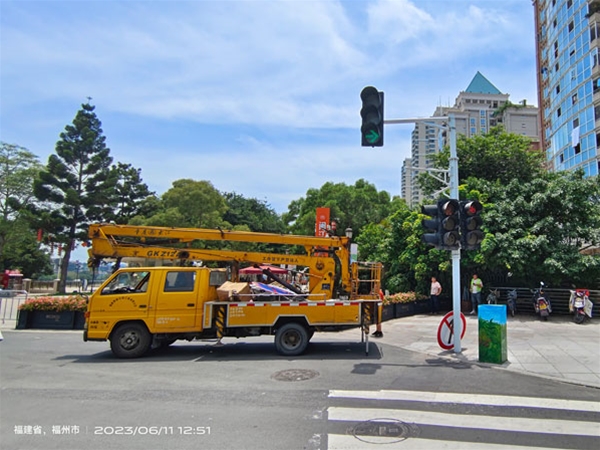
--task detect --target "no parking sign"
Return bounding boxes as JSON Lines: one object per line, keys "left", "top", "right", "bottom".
{"left": 437, "top": 311, "right": 467, "bottom": 350}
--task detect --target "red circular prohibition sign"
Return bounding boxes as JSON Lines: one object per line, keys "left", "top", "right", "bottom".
{"left": 437, "top": 311, "right": 467, "bottom": 350}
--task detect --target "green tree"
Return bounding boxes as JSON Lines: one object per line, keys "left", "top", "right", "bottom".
{"left": 222, "top": 192, "right": 285, "bottom": 234}
{"left": 0, "top": 142, "right": 52, "bottom": 276}
{"left": 357, "top": 201, "right": 451, "bottom": 295}
{"left": 1, "top": 216, "right": 52, "bottom": 278}
{"left": 419, "top": 126, "right": 544, "bottom": 195}
{"left": 283, "top": 179, "right": 395, "bottom": 239}
{"left": 33, "top": 102, "right": 116, "bottom": 293}
{"left": 108, "top": 162, "right": 155, "bottom": 224}
{"left": 471, "top": 170, "right": 600, "bottom": 286}
{"left": 140, "top": 179, "right": 227, "bottom": 228}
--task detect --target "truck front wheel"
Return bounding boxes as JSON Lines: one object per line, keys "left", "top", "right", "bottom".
{"left": 110, "top": 323, "right": 151, "bottom": 358}
{"left": 275, "top": 322, "right": 308, "bottom": 356}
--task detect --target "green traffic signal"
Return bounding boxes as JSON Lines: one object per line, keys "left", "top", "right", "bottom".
{"left": 360, "top": 86, "right": 384, "bottom": 147}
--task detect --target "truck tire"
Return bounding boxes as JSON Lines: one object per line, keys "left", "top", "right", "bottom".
{"left": 110, "top": 323, "right": 151, "bottom": 358}
{"left": 275, "top": 322, "right": 308, "bottom": 356}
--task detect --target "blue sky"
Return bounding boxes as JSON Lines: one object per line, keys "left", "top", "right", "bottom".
{"left": 1, "top": 0, "right": 537, "bottom": 217}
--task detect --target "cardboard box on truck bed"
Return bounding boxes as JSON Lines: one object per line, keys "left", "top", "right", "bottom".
{"left": 217, "top": 281, "right": 251, "bottom": 301}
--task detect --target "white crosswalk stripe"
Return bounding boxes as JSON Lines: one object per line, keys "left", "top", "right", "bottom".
{"left": 325, "top": 390, "right": 600, "bottom": 449}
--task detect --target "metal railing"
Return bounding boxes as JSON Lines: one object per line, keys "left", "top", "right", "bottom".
{"left": 0, "top": 291, "right": 29, "bottom": 324}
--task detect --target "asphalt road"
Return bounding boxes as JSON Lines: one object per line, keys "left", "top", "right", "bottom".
{"left": 1, "top": 330, "right": 599, "bottom": 450}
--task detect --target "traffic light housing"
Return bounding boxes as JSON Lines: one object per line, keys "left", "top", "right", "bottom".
{"left": 460, "top": 200, "right": 484, "bottom": 250}
{"left": 421, "top": 203, "right": 441, "bottom": 248}
{"left": 438, "top": 199, "right": 460, "bottom": 250}
{"left": 421, "top": 199, "right": 460, "bottom": 250}
{"left": 360, "top": 86, "right": 384, "bottom": 147}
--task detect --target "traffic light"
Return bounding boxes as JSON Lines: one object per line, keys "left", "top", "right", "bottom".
{"left": 460, "top": 200, "right": 484, "bottom": 250}
{"left": 360, "top": 86, "right": 384, "bottom": 147}
{"left": 421, "top": 203, "right": 441, "bottom": 248}
{"left": 438, "top": 199, "right": 460, "bottom": 250}
{"left": 420, "top": 199, "right": 460, "bottom": 250}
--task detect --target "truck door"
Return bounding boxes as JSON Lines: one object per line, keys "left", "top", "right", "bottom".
{"left": 152, "top": 270, "right": 199, "bottom": 331}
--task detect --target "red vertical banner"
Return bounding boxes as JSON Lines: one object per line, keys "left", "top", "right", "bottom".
{"left": 37, "top": 229, "right": 43, "bottom": 242}
{"left": 315, "top": 207, "right": 330, "bottom": 237}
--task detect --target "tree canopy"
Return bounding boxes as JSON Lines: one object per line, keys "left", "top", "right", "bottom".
{"left": 283, "top": 179, "right": 398, "bottom": 239}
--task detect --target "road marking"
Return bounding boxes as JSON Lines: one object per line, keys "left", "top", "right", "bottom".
{"left": 328, "top": 434, "right": 552, "bottom": 449}
{"left": 324, "top": 390, "right": 600, "bottom": 449}
{"left": 328, "top": 406, "right": 600, "bottom": 437}
{"left": 329, "top": 389, "right": 600, "bottom": 413}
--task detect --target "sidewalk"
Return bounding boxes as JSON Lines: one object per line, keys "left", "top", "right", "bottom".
{"left": 366, "top": 313, "right": 600, "bottom": 388}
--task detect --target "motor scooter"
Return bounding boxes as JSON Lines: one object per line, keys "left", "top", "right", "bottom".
{"left": 532, "top": 282, "right": 551, "bottom": 321}
{"left": 506, "top": 289, "right": 517, "bottom": 317}
{"left": 569, "top": 289, "right": 593, "bottom": 324}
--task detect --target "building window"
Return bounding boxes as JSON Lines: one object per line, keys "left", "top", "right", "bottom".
{"left": 591, "top": 23, "right": 600, "bottom": 42}
{"left": 556, "top": 84, "right": 561, "bottom": 94}
{"left": 559, "top": 153, "right": 564, "bottom": 163}
{"left": 470, "top": 127, "right": 476, "bottom": 135}
{"left": 555, "top": 62, "right": 559, "bottom": 72}
{"left": 567, "top": 0, "right": 572, "bottom": 8}
{"left": 557, "top": 107, "right": 562, "bottom": 117}
{"left": 572, "top": 93, "right": 577, "bottom": 104}
{"left": 574, "top": 118, "right": 579, "bottom": 127}
{"left": 568, "top": 21, "right": 574, "bottom": 33}
{"left": 480, "top": 110, "right": 485, "bottom": 117}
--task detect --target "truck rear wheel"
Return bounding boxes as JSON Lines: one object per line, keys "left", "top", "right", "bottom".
{"left": 110, "top": 323, "right": 151, "bottom": 358}
{"left": 275, "top": 322, "right": 309, "bottom": 356}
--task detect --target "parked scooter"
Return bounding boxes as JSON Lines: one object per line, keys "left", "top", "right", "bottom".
{"left": 486, "top": 288, "right": 500, "bottom": 305}
{"left": 506, "top": 289, "right": 518, "bottom": 317}
{"left": 532, "top": 282, "right": 552, "bottom": 321}
{"left": 569, "top": 289, "right": 593, "bottom": 324}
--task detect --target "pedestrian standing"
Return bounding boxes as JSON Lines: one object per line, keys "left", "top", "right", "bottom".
{"left": 470, "top": 273, "right": 483, "bottom": 315}
{"left": 430, "top": 276, "right": 442, "bottom": 315}
{"left": 372, "top": 289, "right": 384, "bottom": 338}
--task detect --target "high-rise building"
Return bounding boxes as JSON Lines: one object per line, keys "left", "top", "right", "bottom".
{"left": 534, "top": 0, "right": 600, "bottom": 176}
{"left": 404, "top": 72, "right": 540, "bottom": 207}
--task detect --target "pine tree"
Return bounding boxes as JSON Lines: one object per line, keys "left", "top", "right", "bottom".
{"left": 33, "top": 101, "right": 116, "bottom": 293}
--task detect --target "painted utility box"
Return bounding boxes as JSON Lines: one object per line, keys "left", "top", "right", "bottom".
{"left": 478, "top": 304, "right": 507, "bottom": 364}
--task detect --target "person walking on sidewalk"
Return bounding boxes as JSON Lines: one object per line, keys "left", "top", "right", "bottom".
{"left": 430, "top": 277, "right": 442, "bottom": 315}
{"left": 470, "top": 273, "right": 483, "bottom": 315}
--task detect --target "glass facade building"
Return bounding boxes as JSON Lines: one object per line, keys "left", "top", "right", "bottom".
{"left": 534, "top": 0, "right": 600, "bottom": 176}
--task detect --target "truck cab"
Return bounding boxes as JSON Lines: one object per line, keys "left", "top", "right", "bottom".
{"left": 84, "top": 266, "right": 227, "bottom": 357}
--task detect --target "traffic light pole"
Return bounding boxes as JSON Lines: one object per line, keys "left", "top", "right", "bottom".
{"left": 385, "top": 113, "right": 463, "bottom": 353}
{"left": 448, "top": 114, "right": 462, "bottom": 353}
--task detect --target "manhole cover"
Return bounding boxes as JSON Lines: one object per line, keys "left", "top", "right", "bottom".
{"left": 271, "top": 369, "right": 319, "bottom": 382}
{"left": 350, "top": 419, "right": 419, "bottom": 444}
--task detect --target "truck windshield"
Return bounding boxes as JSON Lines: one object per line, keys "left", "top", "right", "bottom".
{"left": 102, "top": 271, "right": 150, "bottom": 295}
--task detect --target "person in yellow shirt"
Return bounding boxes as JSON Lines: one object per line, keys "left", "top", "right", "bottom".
{"left": 469, "top": 273, "right": 483, "bottom": 315}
